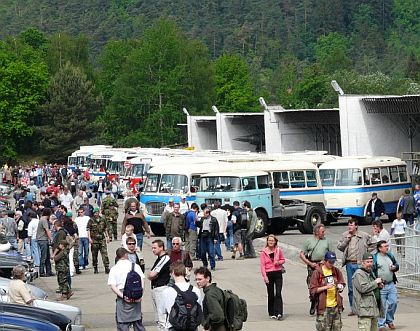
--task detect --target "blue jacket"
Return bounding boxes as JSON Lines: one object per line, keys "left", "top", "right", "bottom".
{"left": 372, "top": 251, "right": 399, "bottom": 284}
{"left": 185, "top": 210, "right": 197, "bottom": 231}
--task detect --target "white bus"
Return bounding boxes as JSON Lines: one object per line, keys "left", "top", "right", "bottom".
{"left": 319, "top": 156, "right": 411, "bottom": 222}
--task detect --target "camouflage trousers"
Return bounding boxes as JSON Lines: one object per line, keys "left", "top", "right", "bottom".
{"left": 56, "top": 269, "right": 70, "bottom": 294}
{"left": 357, "top": 317, "right": 378, "bottom": 331}
{"left": 108, "top": 222, "right": 118, "bottom": 240}
{"left": 91, "top": 241, "right": 109, "bottom": 267}
{"left": 73, "top": 244, "right": 79, "bottom": 267}
{"left": 316, "top": 307, "right": 343, "bottom": 331}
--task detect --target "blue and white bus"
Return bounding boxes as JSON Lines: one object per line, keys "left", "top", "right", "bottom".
{"left": 319, "top": 157, "right": 411, "bottom": 221}
{"left": 140, "top": 161, "right": 234, "bottom": 234}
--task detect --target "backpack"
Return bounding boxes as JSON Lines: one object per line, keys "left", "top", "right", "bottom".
{"left": 168, "top": 284, "right": 203, "bottom": 331}
{"left": 223, "top": 289, "right": 248, "bottom": 330}
{"left": 123, "top": 263, "right": 143, "bottom": 302}
{"left": 238, "top": 208, "right": 249, "bottom": 229}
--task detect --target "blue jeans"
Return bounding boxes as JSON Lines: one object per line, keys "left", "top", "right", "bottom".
{"left": 37, "top": 175, "right": 43, "bottom": 188}
{"left": 225, "top": 227, "right": 233, "bottom": 250}
{"left": 166, "top": 238, "right": 172, "bottom": 251}
{"left": 31, "top": 239, "right": 40, "bottom": 267}
{"left": 136, "top": 232, "right": 144, "bottom": 250}
{"left": 378, "top": 282, "right": 398, "bottom": 327}
{"left": 214, "top": 233, "right": 224, "bottom": 260}
{"left": 200, "top": 237, "right": 215, "bottom": 269}
{"left": 78, "top": 237, "right": 89, "bottom": 268}
{"left": 96, "top": 192, "right": 103, "bottom": 207}
{"left": 346, "top": 263, "right": 359, "bottom": 309}
{"left": 37, "top": 240, "right": 52, "bottom": 275}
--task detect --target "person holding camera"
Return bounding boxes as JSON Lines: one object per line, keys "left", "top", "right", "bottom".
{"left": 372, "top": 240, "right": 399, "bottom": 330}
{"left": 310, "top": 252, "right": 346, "bottom": 331}
{"left": 300, "top": 224, "right": 334, "bottom": 315}
{"left": 352, "top": 253, "right": 384, "bottom": 331}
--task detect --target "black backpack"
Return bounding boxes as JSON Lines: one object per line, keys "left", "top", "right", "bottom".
{"left": 123, "top": 263, "right": 143, "bottom": 302}
{"left": 168, "top": 284, "right": 203, "bottom": 331}
{"left": 223, "top": 289, "right": 248, "bottom": 330}
{"left": 238, "top": 208, "right": 249, "bottom": 229}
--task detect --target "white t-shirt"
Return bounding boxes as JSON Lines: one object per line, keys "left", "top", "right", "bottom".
{"left": 107, "top": 259, "right": 145, "bottom": 290}
{"left": 74, "top": 216, "right": 90, "bottom": 238}
{"left": 162, "top": 281, "right": 202, "bottom": 328}
{"left": 391, "top": 219, "right": 407, "bottom": 235}
{"left": 211, "top": 208, "right": 228, "bottom": 233}
{"left": 27, "top": 218, "right": 39, "bottom": 239}
{"left": 60, "top": 192, "right": 74, "bottom": 210}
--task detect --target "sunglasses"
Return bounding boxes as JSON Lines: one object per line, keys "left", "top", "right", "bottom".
{"left": 172, "top": 243, "right": 180, "bottom": 246}
{"left": 127, "top": 242, "right": 136, "bottom": 245}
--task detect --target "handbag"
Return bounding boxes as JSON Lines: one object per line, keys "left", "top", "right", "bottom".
{"left": 277, "top": 247, "right": 286, "bottom": 274}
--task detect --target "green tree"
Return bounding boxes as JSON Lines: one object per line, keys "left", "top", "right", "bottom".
{"left": 40, "top": 62, "right": 102, "bottom": 161}
{"left": 45, "top": 33, "right": 93, "bottom": 78}
{"left": 0, "top": 40, "right": 48, "bottom": 162}
{"left": 314, "top": 32, "right": 351, "bottom": 74}
{"left": 214, "top": 53, "right": 258, "bottom": 112}
{"left": 102, "top": 18, "right": 214, "bottom": 147}
{"left": 97, "top": 39, "right": 139, "bottom": 103}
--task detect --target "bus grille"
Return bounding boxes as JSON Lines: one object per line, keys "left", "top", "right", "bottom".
{"left": 146, "top": 202, "right": 166, "bottom": 215}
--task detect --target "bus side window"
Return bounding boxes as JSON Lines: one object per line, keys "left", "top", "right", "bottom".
{"left": 389, "top": 166, "right": 399, "bottom": 183}
{"left": 305, "top": 170, "right": 318, "bottom": 187}
{"left": 380, "top": 167, "right": 389, "bottom": 184}
{"left": 290, "top": 171, "right": 305, "bottom": 188}
{"left": 398, "top": 166, "right": 408, "bottom": 182}
{"left": 363, "top": 169, "right": 370, "bottom": 185}
{"left": 273, "top": 172, "right": 289, "bottom": 189}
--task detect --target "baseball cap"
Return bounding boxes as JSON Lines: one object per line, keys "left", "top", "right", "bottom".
{"left": 168, "top": 198, "right": 174, "bottom": 202}
{"left": 93, "top": 207, "right": 100, "bottom": 213}
{"left": 66, "top": 211, "right": 73, "bottom": 217}
{"left": 362, "top": 252, "right": 373, "bottom": 261}
{"left": 324, "top": 251, "right": 337, "bottom": 262}
{"left": 181, "top": 195, "right": 186, "bottom": 199}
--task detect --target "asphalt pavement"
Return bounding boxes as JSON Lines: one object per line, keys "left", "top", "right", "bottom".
{"left": 33, "top": 215, "right": 420, "bottom": 331}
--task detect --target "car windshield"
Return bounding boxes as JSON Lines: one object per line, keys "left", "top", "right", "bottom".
{"left": 159, "top": 174, "right": 188, "bottom": 194}
{"left": 199, "top": 176, "right": 241, "bottom": 192}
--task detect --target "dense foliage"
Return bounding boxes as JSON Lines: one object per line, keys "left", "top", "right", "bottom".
{"left": 0, "top": 1, "right": 418, "bottom": 162}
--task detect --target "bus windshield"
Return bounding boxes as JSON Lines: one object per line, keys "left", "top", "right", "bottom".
{"left": 109, "top": 161, "right": 123, "bottom": 173}
{"left": 335, "top": 168, "right": 362, "bottom": 186}
{"left": 144, "top": 174, "right": 160, "bottom": 193}
{"left": 129, "top": 164, "right": 145, "bottom": 177}
{"left": 159, "top": 174, "right": 188, "bottom": 194}
{"left": 199, "top": 176, "right": 241, "bottom": 192}
{"left": 319, "top": 169, "right": 335, "bottom": 186}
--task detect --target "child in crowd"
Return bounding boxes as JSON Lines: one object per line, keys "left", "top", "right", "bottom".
{"left": 390, "top": 213, "right": 407, "bottom": 256}
{"left": 121, "top": 224, "right": 137, "bottom": 250}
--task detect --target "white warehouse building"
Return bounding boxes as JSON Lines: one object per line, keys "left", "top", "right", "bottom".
{"left": 184, "top": 94, "right": 420, "bottom": 159}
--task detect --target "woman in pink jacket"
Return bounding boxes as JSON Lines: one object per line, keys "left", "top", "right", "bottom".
{"left": 260, "top": 234, "right": 285, "bottom": 320}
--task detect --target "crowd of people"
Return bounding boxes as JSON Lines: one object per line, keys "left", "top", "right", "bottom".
{"left": 2, "top": 161, "right": 420, "bottom": 331}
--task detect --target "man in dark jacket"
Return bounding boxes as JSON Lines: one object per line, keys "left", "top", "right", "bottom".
{"left": 366, "top": 193, "right": 385, "bottom": 222}
{"left": 196, "top": 208, "right": 219, "bottom": 271}
{"left": 195, "top": 267, "right": 227, "bottom": 331}
{"left": 400, "top": 189, "right": 416, "bottom": 225}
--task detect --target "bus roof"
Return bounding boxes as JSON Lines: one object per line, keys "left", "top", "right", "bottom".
{"left": 201, "top": 170, "right": 269, "bottom": 177}
{"left": 147, "top": 162, "right": 233, "bottom": 176}
{"left": 222, "top": 160, "right": 318, "bottom": 171}
{"left": 319, "top": 156, "right": 406, "bottom": 169}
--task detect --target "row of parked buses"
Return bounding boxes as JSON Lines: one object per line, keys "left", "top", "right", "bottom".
{"left": 67, "top": 147, "right": 412, "bottom": 237}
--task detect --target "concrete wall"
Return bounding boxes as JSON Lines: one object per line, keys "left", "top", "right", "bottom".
{"left": 187, "top": 116, "right": 217, "bottom": 150}
{"left": 264, "top": 109, "right": 340, "bottom": 155}
{"left": 339, "top": 95, "right": 420, "bottom": 157}
{"left": 217, "top": 113, "right": 265, "bottom": 152}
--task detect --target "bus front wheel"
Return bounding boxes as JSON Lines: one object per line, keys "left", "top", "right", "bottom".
{"left": 254, "top": 210, "right": 268, "bottom": 238}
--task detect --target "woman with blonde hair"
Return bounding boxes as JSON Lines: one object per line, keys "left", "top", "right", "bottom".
{"left": 260, "top": 234, "right": 285, "bottom": 320}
